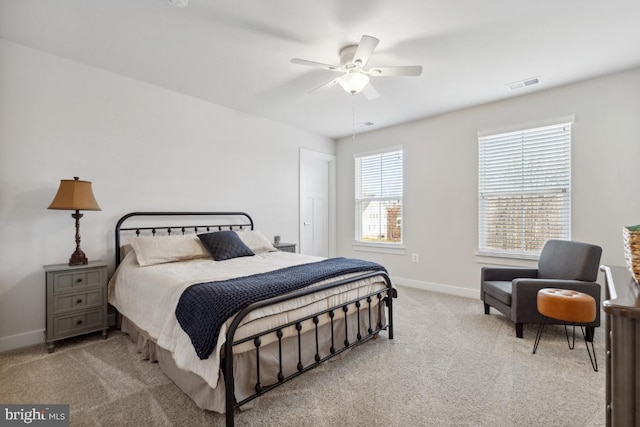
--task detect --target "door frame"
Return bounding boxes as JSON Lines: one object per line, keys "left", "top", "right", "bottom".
{"left": 299, "top": 148, "right": 336, "bottom": 258}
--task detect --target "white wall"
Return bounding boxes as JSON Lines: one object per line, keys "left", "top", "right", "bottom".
{"left": 0, "top": 39, "right": 335, "bottom": 351}
{"left": 3, "top": 36, "right": 638, "bottom": 352}
{"left": 336, "top": 67, "right": 640, "bottom": 297}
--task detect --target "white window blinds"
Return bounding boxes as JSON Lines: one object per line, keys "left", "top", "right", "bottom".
{"left": 478, "top": 122, "right": 571, "bottom": 257}
{"left": 355, "top": 148, "right": 403, "bottom": 245}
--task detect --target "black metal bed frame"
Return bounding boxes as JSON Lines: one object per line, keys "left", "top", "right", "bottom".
{"left": 114, "top": 212, "right": 395, "bottom": 427}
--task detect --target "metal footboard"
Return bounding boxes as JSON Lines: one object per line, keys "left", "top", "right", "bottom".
{"left": 223, "top": 271, "right": 394, "bottom": 427}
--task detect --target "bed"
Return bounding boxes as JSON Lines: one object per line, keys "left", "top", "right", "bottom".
{"left": 108, "top": 212, "right": 395, "bottom": 426}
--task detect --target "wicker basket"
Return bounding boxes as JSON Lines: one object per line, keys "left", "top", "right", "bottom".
{"left": 623, "top": 225, "right": 640, "bottom": 283}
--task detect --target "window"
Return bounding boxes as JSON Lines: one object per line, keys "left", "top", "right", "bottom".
{"left": 354, "top": 148, "right": 403, "bottom": 245}
{"left": 478, "top": 122, "right": 571, "bottom": 257}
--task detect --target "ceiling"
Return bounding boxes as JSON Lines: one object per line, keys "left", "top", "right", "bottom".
{"left": 2, "top": 0, "right": 640, "bottom": 139}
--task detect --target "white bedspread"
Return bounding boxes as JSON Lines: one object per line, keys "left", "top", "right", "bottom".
{"left": 108, "top": 251, "right": 387, "bottom": 389}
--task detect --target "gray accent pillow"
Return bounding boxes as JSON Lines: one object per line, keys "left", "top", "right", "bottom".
{"left": 197, "top": 231, "right": 255, "bottom": 261}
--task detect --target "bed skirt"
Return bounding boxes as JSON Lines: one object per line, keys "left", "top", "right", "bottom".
{"left": 120, "top": 303, "right": 385, "bottom": 414}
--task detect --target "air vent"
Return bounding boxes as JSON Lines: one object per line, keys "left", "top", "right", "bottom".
{"left": 507, "top": 76, "right": 541, "bottom": 91}
{"left": 355, "top": 121, "right": 375, "bottom": 129}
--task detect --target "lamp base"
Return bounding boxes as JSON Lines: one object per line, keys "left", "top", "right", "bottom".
{"left": 69, "top": 249, "right": 88, "bottom": 266}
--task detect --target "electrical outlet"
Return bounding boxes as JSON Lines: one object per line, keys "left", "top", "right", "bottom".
{"left": 412, "top": 253, "right": 419, "bottom": 263}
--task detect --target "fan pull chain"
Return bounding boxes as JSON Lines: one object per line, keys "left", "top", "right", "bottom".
{"left": 352, "top": 94, "right": 356, "bottom": 140}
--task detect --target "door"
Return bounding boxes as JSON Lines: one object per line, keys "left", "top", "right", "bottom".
{"left": 300, "top": 149, "right": 335, "bottom": 257}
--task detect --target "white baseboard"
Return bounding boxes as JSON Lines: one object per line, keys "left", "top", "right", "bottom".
{"left": 0, "top": 279, "right": 476, "bottom": 353}
{"left": 391, "top": 276, "right": 478, "bottom": 300}
{"left": 0, "top": 329, "right": 45, "bottom": 353}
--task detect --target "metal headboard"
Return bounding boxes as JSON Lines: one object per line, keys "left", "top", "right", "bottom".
{"left": 114, "top": 212, "right": 254, "bottom": 267}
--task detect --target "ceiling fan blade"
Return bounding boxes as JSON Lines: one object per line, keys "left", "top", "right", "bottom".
{"left": 353, "top": 35, "right": 379, "bottom": 68}
{"left": 291, "top": 58, "right": 342, "bottom": 72}
{"left": 308, "top": 77, "right": 339, "bottom": 94}
{"left": 362, "top": 83, "right": 380, "bottom": 100}
{"left": 368, "top": 65, "right": 423, "bottom": 77}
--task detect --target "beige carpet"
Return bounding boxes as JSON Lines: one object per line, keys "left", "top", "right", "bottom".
{"left": 0, "top": 286, "right": 605, "bottom": 426}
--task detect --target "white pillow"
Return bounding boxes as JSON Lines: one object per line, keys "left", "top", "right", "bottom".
{"left": 128, "top": 235, "right": 210, "bottom": 267}
{"left": 234, "top": 229, "right": 278, "bottom": 254}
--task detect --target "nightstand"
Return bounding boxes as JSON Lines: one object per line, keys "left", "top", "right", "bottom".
{"left": 44, "top": 261, "right": 109, "bottom": 353}
{"left": 274, "top": 242, "right": 296, "bottom": 253}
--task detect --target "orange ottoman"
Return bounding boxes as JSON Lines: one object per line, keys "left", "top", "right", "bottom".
{"left": 532, "top": 288, "right": 597, "bottom": 371}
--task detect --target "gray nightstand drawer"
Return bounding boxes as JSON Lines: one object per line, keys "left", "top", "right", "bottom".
{"left": 52, "top": 270, "right": 103, "bottom": 293}
{"left": 53, "top": 309, "right": 105, "bottom": 338}
{"left": 53, "top": 289, "right": 103, "bottom": 314}
{"left": 274, "top": 243, "right": 296, "bottom": 253}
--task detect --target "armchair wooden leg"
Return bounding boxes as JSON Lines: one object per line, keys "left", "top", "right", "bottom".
{"left": 484, "top": 303, "right": 490, "bottom": 315}
{"left": 585, "top": 326, "right": 595, "bottom": 342}
{"left": 515, "top": 323, "right": 523, "bottom": 338}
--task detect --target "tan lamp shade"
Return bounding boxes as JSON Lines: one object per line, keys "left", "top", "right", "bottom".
{"left": 48, "top": 177, "right": 101, "bottom": 211}
{"left": 48, "top": 177, "right": 101, "bottom": 265}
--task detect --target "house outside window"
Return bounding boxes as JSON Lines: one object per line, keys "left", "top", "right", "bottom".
{"left": 478, "top": 121, "right": 572, "bottom": 258}
{"left": 354, "top": 147, "right": 403, "bottom": 246}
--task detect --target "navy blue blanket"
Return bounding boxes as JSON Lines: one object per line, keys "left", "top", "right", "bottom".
{"left": 175, "top": 257, "right": 387, "bottom": 360}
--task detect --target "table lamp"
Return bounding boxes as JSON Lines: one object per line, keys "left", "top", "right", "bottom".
{"left": 48, "top": 177, "right": 101, "bottom": 265}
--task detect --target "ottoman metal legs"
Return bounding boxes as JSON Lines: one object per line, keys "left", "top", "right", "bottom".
{"left": 532, "top": 288, "right": 598, "bottom": 371}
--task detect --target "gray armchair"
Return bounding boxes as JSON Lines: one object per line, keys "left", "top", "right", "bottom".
{"left": 481, "top": 239, "right": 602, "bottom": 339}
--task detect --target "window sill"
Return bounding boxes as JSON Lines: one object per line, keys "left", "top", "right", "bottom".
{"left": 475, "top": 251, "right": 539, "bottom": 267}
{"left": 353, "top": 243, "right": 406, "bottom": 255}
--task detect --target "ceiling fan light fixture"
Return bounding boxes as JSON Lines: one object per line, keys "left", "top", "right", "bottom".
{"left": 291, "top": 35, "right": 422, "bottom": 98}
{"left": 338, "top": 72, "right": 370, "bottom": 94}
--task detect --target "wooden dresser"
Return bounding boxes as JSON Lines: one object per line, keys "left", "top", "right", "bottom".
{"left": 601, "top": 265, "right": 640, "bottom": 427}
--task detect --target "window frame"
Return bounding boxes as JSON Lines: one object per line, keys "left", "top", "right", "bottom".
{"left": 477, "top": 120, "right": 572, "bottom": 259}
{"left": 353, "top": 146, "right": 404, "bottom": 251}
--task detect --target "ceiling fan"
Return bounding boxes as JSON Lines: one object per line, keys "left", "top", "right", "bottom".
{"left": 291, "top": 35, "right": 422, "bottom": 100}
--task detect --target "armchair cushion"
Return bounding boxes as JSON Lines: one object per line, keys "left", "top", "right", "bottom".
{"left": 482, "top": 281, "right": 513, "bottom": 306}
{"left": 537, "top": 240, "right": 602, "bottom": 281}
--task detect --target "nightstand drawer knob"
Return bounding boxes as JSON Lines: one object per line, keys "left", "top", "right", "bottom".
{"left": 76, "top": 299, "right": 83, "bottom": 304}
{"left": 76, "top": 278, "right": 83, "bottom": 283}
{"left": 76, "top": 319, "right": 83, "bottom": 325}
